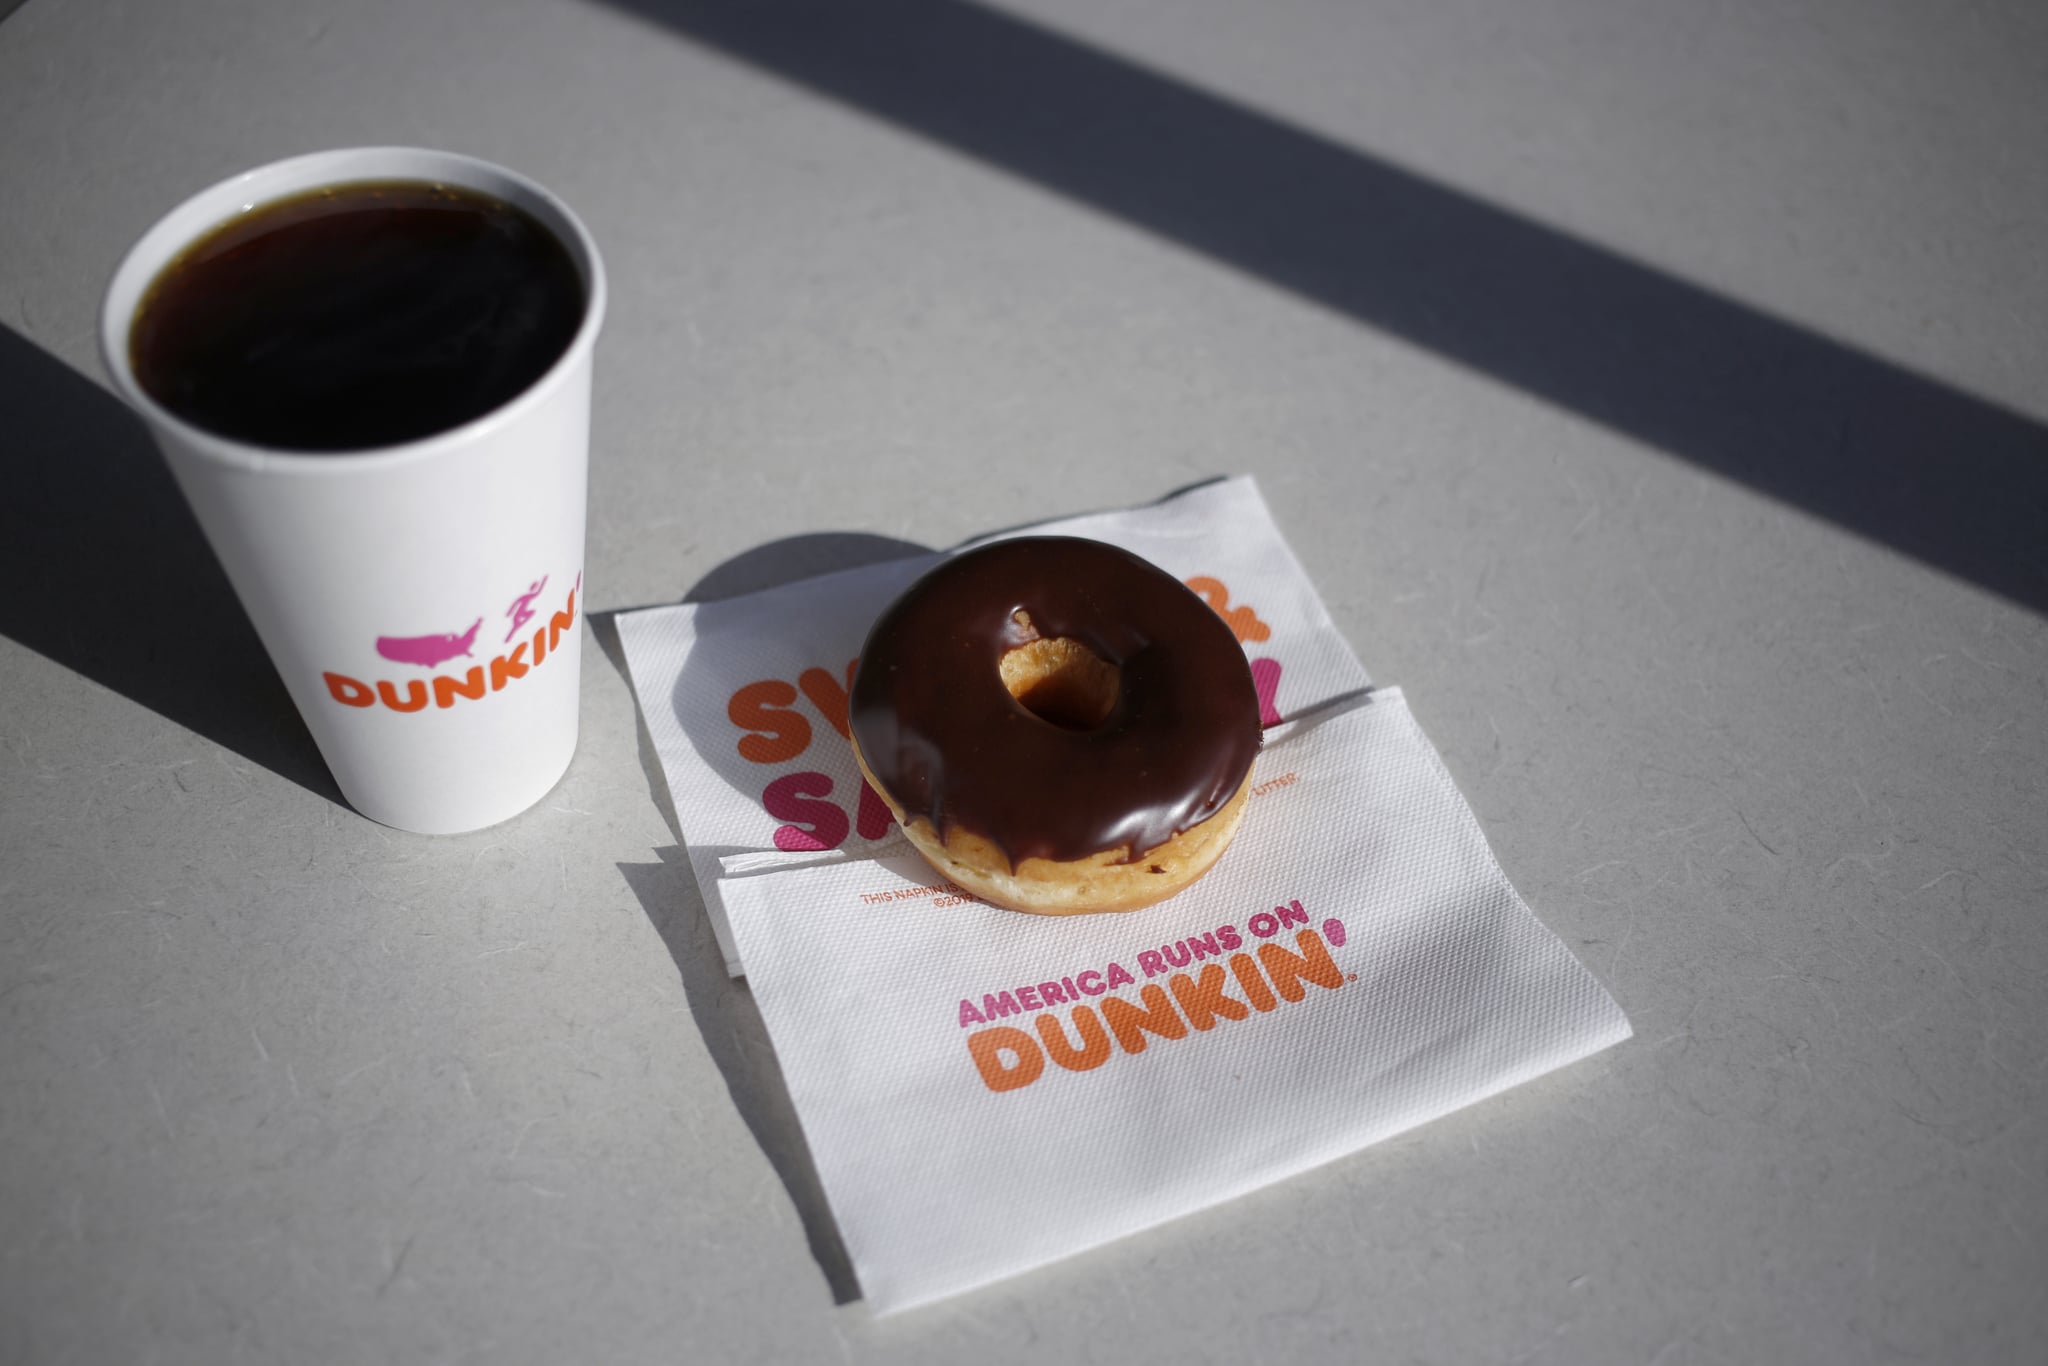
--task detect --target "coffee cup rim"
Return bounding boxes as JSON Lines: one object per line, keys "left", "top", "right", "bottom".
{"left": 99, "top": 146, "right": 608, "bottom": 475}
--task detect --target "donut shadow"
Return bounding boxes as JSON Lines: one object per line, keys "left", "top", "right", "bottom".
{"left": 658, "top": 540, "right": 940, "bottom": 956}
{"left": 680, "top": 531, "right": 934, "bottom": 603}
{"left": 593, "top": 531, "right": 934, "bottom": 1308}
{"left": 595, "top": 528, "right": 935, "bottom": 820}
{"left": 669, "top": 557, "right": 932, "bottom": 813}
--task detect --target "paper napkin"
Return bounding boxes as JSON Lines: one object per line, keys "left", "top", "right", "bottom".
{"left": 615, "top": 479, "right": 1630, "bottom": 1312}
{"left": 717, "top": 690, "right": 1632, "bottom": 1312}
{"left": 616, "top": 477, "right": 1372, "bottom": 973}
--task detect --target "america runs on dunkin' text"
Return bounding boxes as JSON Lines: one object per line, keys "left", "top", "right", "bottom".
{"left": 957, "top": 901, "right": 1356, "bottom": 1094}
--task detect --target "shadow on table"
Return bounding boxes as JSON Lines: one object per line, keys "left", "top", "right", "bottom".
{"left": 593, "top": 530, "right": 931, "bottom": 1307}
{"left": 0, "top": 324, "right": 342, "bottom": 802}
{"left": 597, "top": 0, "right": 2048, "bottom": 615}
{"left": 614, "top": 844, "right": 863, "bottom": 1304}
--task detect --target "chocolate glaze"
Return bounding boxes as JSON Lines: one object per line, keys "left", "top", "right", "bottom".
{"left": 849, "top": 537, "right": 1261, "bottom": 864}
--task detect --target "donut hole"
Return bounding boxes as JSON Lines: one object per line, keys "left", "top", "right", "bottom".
{"left": 1000, "top": 636, "right": 1120, "bottom": 731}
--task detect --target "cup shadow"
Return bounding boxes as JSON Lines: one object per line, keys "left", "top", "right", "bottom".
{"left": 0, "top": 324, "right": 341, "bottom": 801}
{"left": 591, "top": 530, "right": 934, "bottom": 1307}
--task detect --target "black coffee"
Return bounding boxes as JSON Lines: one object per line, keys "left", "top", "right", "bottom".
{"left": 130, "top": 180, "right": 584, "bottom": 451}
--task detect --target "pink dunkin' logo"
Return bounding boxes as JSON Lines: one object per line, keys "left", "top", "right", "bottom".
{"left": 326, "top": 574, "right": 579, "bottom": 714}
{"left": 376, "top": 618, "right": 484, "bottom": 670}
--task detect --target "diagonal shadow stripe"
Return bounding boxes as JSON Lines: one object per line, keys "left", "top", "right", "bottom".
{"left": 601, "top": 0, "right": 2048, "bottom": 613}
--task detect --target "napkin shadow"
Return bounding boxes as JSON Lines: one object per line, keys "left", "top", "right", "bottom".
{"left": 591, "top": 534, "right": 939, "bottom": 1311}
{"left": 588, "top": 609, "right": 689, "bottom": 839}
{"left": 616, "top": 845, "right": 863, "bottom": 1305}
{"left": 0, "top": 324, "right": 342, "bottom": 802}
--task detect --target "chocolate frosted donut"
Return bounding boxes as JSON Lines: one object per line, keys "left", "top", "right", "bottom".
{"left": 849, "top": 536, "right": 1262, "bottom": 914}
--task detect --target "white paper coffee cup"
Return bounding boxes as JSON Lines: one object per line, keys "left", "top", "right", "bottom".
{"left": 99, "top": 148, "right": 607, "bottom": 834}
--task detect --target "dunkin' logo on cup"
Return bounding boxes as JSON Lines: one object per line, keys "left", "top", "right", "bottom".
{"left": 724, "top": 573, "right": 1288, "bottom": 853}
{"left": 957, "top": 899, "right": 1354, "bottom": 1094}
{"left": 321, "top": 572, "right": 580, "bottom": 714}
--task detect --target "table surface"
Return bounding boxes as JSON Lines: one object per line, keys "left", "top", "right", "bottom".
{"left": 4, "top": 1, "right": 2046, "bottom": 1362}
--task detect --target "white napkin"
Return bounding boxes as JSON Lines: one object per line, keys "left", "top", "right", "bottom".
{"left": 615, "top": 479, "right": 1630, "bottom": 1312}
{"left": 717, "top": 690, "right": 1632, "bottom": 1312}
{"left": 616, "top": 477, "right": 1372, "bottom": 974}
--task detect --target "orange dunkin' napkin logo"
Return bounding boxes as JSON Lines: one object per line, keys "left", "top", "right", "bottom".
{"left": 960, "top": 900, "right": 1354, "bottom": 1094}
{"left": 321, "top": 572, "right": 580, "bottom": 714}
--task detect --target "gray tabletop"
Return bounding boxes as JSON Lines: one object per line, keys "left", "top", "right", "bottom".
{"left": 4, "top": 1, "right": 2045, "bottom": 1362}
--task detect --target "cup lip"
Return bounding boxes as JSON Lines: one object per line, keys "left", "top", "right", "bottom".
{"left": 99, "top": 146, "right": 608, "bottom": 476}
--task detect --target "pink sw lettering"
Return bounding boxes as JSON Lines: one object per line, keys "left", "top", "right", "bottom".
{"left": 1251, "top": 657, "right": 1283, "bottom": 727}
